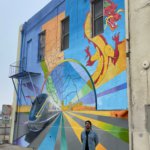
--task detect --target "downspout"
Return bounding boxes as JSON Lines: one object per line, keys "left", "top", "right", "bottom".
{"left": 125, "top": 0, "right": 133, "bottom": 150}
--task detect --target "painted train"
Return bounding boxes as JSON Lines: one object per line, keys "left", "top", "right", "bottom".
{"left": 28, "top": 93, "right": 60, "bottom": 132}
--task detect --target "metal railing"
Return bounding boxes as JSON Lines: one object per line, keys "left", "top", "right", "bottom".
{"left": 9, "top": 57, "right": 26, "bottom": 78}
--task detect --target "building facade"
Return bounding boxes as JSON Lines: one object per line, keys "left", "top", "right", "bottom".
{"left": 128, "top": 0, "right": 150, "bottom": 149}
{"left": 9, "top": 0, "right": 130, "bottom": 149}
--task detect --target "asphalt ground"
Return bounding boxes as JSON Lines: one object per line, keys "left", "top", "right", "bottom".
{"left": 0, "top": 144, "right": 32, "bottom": 150}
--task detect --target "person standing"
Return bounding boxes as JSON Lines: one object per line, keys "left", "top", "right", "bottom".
{"left": 81, "top": 120, "right": 99, "bottom": 150}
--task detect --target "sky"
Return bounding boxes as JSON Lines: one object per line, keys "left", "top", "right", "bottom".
{"left": 0, "top": 0, "right": 51, "bottom": 110}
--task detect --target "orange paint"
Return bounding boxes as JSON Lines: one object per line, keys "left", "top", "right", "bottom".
{"left": 42, "top": 12, "right": 65, "bottom": 73}
{"left": 111, "top": 110, "right": 128, "bottom": 118}
{"left": 96, "top": 143, "right": 107, "bottom": 150}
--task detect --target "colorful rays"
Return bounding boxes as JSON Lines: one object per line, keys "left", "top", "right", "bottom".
{"left": 63, "top": 112, "right": 106, "bottom": 150}
{"left": 63, "top": 111, "right": 129, "bottom": 149}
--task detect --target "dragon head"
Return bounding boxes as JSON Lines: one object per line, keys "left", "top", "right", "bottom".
{"left": 104, "top": 0, "right": 123, "bottom": 31}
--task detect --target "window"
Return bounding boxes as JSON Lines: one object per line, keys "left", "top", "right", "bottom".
{"left": 61, "top": 17, "right": 69, "bottom": 51}
{"left": 38, "top": 31, "right": 46, "bottom": 61}
{"left": 92, "top": 0, "right": 103, "bottom": 36}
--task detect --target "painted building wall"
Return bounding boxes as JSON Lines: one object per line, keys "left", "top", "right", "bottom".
{"left": 13, "top": 0, "right": 129, "bottom": 149}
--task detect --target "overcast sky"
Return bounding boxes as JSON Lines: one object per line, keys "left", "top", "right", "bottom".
{"left": 0, "top": 0, "right": 51, "bottom": 110}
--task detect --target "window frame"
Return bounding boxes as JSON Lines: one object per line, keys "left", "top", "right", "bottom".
{"left": 38, "top": 30, "right": 46, "bottom": 62}
{"left": 91, "top": 0, "right": 104, "bottom": 37}
{"left": 61, "top": 16, "right": 69, "bottom": 51}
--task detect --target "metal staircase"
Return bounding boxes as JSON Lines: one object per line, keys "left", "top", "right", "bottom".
{"left": 9, "top": 58, "right": 40, "bottom": 105}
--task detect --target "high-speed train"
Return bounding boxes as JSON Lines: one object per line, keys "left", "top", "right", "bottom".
{"left": 28, "top": 93, "right": 60, "bottom": 132}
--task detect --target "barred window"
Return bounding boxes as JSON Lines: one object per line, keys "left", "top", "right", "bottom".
{"left": 38, "top": 31, "right": 46, "bottom": 61}
{"left": 92, "top": 0, "right": 104, "bottom": 36}
{"left": 61, "top": 17, "right": 69, "bottom": 51}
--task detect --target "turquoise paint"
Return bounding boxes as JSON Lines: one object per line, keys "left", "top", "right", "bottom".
{"left": 60, "top": 115, "right": 67, "bottom": 150}
{"left": 38, "top": 114, "right": 61, "bottom": 150}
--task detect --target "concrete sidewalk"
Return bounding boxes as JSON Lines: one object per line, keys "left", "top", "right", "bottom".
{"left": 0, "top": 144, "right": 33, "bottom": 150}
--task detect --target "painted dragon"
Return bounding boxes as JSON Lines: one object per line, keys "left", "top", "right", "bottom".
{"left": 104, "top": 0, "right": 124, "bottom": 31}
{"left": 84, "top": 11, "right": 126, "bottom": 88}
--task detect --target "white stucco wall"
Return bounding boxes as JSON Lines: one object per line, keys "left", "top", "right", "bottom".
{"left": 128, "top": 0, "right": 150, "bottom": 149}
{"left": 10, "top": 25, "right": 23, "bottom": 144}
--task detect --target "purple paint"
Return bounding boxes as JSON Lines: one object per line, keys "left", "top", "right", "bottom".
{"left": 97, "top": 83, "right": 127, "bottom": 97}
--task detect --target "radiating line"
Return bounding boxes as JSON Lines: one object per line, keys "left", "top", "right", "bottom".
{"left": 67, "top": 112, "right": 129, "bottom": 143}
{"left": 63, "top": 112, "right": 83, "bottom": 142}
{"left": 63, "top": 112, "right": 106, "bottom": 150}
{"left": 97, "top": 83, "right": 127, "bottom": 97}
{"left": 73, "top": 111, "right": 111, "bottom": 117}
{"left": 61, "top": 114, "right": 68, "bottom": 150}
{"left": 38, "top": 115, "right": 61, "bottom": 150}
{"left": 73, "top": 110, "right": 128, "bottom": 119}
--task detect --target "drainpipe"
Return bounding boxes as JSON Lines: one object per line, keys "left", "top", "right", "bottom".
{"left": 125, "top": 0, "right": 133, "bottom": 150}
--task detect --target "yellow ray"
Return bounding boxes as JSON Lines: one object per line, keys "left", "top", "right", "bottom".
{"left": 67, "top": 111, "right": 116, "bottom": 130}
{"left": 63, "top": 112, "right": 83, "bottom": 142}
{"left": 73, "top": 110, "right": 128, "bottom": 119}
{"left": 67, "top": 112, "right": 129, "bottom": 143}
{"left": 73, "top": 111, "right": 111, "bottom": 117}
{"left": 16, "top": 106, "right": 31, "bottom": 112}
{"left": 63, "top": 112, "right": 106, "bottom": 150}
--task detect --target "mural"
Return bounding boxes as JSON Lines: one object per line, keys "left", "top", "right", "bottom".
{"left": 13, "top": 0, "right": 129, "bottom": 150}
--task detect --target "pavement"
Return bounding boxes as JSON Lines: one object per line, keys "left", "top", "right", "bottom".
{"left": 0, "top": 144, "right": 33, "bottom": 150}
